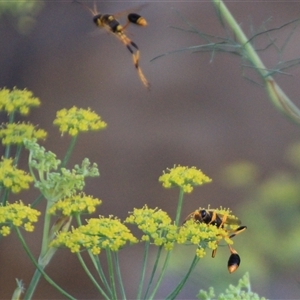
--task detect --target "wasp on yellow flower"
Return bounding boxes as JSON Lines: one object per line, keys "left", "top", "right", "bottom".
{"left": 184, "top": 207, "right": 247, "bottom": 273}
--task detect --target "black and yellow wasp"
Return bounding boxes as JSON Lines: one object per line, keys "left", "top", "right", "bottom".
{"left": 74, "top": 1, "right": 150, "bottom": 89}
{"left": 184, "top": 208, "right": 247, "bottom": 273}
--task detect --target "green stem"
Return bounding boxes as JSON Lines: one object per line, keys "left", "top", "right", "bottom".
{"left": 40, "top": 201, "right": 53, "bottom": 258}
{"left": 16, "top": 227, "right": 75, "bottom": 300}
{"left": 143, "top": 245, "right": 163, "bottom": 299}
{"left": 165, "top": 255, "right": 200, "bottom": 300}
{"left": 1, "top": 188, "right": 10, "bottom": 206}
{"left": 213, "top": 0, "right": 266, "bottom": 73}
{"left": 74, "top": 214, "right": 112, "bottom": 297}
{"left": 4, "top": 112, "right": 15, "bottom": 159}
{"left": 8, "top": 111, "right": 15, "bottom": 124}
{"left": 174, "top": 188, "right": 185, "bottom": 226}
{"left": 61, "top": 135, "right": 78, "bottom": 168}
{"left": 4, "top": 144, "right": 11, "bottom": 159}
{"left": 148, "top": 250, "right": 172, "bottom": 300}
{"left": 146, "top": 188, "right": 185, "bottom": 299}
{"left": 27, "top": 150, "right": 36, "bottom": 182}
{"left": 77, "top": 252, "right": 110, "bottom": 300}
{"left": 212, "top": 0, "right": 300, "bottom": 124}
{"left": 13, "top": 144, "right": 23, "bottom": 166}
{"left": 113, "top": 252, "right": 126, "bottom": 300}
{"left": 27, "top": 150, "right": 45, "bottom": 209}
{"left": 75, "top": 213, "right": 82, "bottom": 226}
{"left": 106, "top": 248, "right": 118, "bottom": 300}
{"left": 93, "top": 254, "right": 113, "bottom": 297}
{"left": 28, "top": 147, "right": 44, "bottom": 208}
{"left": 136, "top": 240, "right": 150, "bottom": 299}
{"left": 24, "top": 269, "right": 42, "bottom": 299}
{"left": 26, "top": 200, "right": 53, "bottom": 297}
{"left": 31, "top": 193, "right": 44, "bottom": 208}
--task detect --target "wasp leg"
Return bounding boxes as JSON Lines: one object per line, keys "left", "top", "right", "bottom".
{"left": 229, "top": 225, "right": 247, "bottom": 239}
{"left": 117, "top": 33, "right": 150, "bottom": 89}
{"left": 212, "top": 247, "right": 218, "bottom": 258}
{"left": 212, "top": 215, "right": 242, "bottom": 259}
{"left": 218, "top": 213, "right": 227, "bottom": 228}
{"left": 208, "top": 210, "right": 217, "bottom": 224}
{"left": 211, "top": 213, "right": 226, "bottom": 258}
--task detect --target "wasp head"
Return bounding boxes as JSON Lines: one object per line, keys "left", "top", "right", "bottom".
{"left": 93, "top": 14, "right": 103, "bottom": 26}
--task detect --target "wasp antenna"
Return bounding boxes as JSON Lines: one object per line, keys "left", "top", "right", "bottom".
{"left": 73, "top": 0, "right": 97, "bottom": 16}
{"left": 182, "top": 211, "right": 196, "bottom": 224}
{"left": 93, "top": 1, "right": 98, "bottom": 15}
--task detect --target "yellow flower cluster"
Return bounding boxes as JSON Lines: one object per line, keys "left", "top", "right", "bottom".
{"left": 0, "top": 122, "right": 47, "bottom": 145}
{"left": 0, "top": 158, "right": 33, "bottom": 193}
{"left": 159, "top": 165, "right": 212, "bottom": 193}
{"left": 49, "top": 193, "right": 102, "bottom": 216}
{"left": 0, "top": 201, "right": 41, "bottom": 236}
{"left": 53, "top": 106, "right": 107, "bottom": 136}
{"left": 125, "top": 206, "right": 178, "bottom": 250}
{"left": 177, "top": 219, "right": 225, "bottom": 258}
{"left": 50, "top": 216, "right": 138, "bottom": 255}
{"left": 0, "top": 87, "right": 40, "bottom": 115}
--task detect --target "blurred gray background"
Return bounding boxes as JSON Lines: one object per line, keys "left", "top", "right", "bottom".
{"left": 1, "top": 1, "right": 300, "bottom": 299}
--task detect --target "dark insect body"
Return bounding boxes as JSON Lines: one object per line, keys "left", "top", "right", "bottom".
{"left": 184, "top": 208, "right": 247, "bottom": 273}
{"left": 74, "top": 1, "right": 150, "bottom": 89}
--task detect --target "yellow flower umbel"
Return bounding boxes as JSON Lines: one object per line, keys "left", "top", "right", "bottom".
{"left": 180, "top": 206, "right": 246, "bottom": 274}
{"left": 0, "top": 87, "right": 40, "bottom": 115}
{"left": 159, "top": 165, "right": 212, "bottom": 227}
{"left": 49, "top": 193, "right": 102, "bottom": 216}
{"left": 0, "top": 201, "right": 41, "bottom": 236}
{"left": 0, "top": 122, "right": 47, "bottom": 145}
{"left": 0, "top": 158, "right": 33, "bottom": 193}
{"left": 159, "top": 165, "right": 212, "bottom": 193}
{"left": 53, "top": 106, "right": 107, "bottom": 136}
{"left": 178, "top": 219, "right": 225, "bottom": 258}
{"left": 125, "top": 205, "right": 178, "bottom": 251}
{"left": 51, "top": 216, "right": 138, "bottom": 255}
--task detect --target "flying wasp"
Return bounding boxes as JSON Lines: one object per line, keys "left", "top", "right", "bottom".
{"left": 73, "top": 1, "right": 150, "bottom": 89}
{"left": 184, "top": 208, "right": 247, "bottom": 273}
